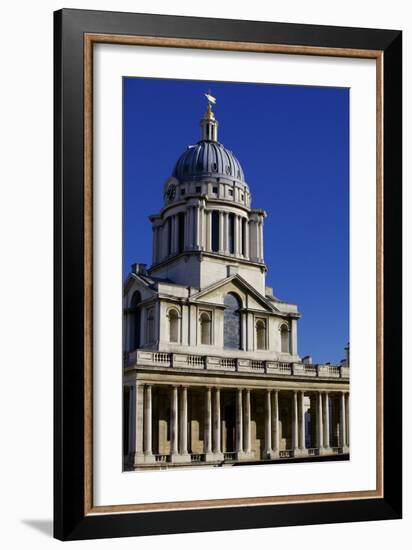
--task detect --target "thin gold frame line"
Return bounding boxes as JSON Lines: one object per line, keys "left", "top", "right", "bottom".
{"left": 83, "top": 33, "right": 384, "bottom": 516}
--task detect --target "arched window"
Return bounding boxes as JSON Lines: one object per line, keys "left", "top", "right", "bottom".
{"left": 224, "top": 293, "right": 242, "bottom": 349}
{"left": 129, "top": 291, "right": 141, "bottom": 351}
{"left": 146, "top": 308, "right": 154, "bottom": 344}
{"left": 168, "top": 309, "right": 180, "bottom": 343}
{"left": 200, "top": 312, "right": 212, "bottom": 345}
{"left": 256, "top": 319, "right": 266, "bottom": 350}
{"left": 280, "top": 324, "right": 290, "bottom": 353}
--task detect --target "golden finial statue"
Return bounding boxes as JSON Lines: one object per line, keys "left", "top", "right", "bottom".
{"left": 204, "top": 90, "right": 216, "bottom": 120}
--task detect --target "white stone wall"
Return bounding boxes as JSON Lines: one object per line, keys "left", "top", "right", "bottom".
{"left": 124, "top": 276, "right": 300, "bottom": 360}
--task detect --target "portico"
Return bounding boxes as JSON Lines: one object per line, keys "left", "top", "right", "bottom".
{"left": 124, "top": 356, "right": 349, "bottom": 468}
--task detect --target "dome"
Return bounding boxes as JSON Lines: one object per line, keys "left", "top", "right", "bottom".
{"left": 172, "top": 141, "right": 246, "bottom": 185}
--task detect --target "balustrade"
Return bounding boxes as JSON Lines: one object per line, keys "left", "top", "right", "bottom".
{"left": 127, "top": 350, "right": 349, "bottom": 380}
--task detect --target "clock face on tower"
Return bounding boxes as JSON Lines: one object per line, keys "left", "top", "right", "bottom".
{"left": 164, "top": 177, "right": 178, "bottom": 203}
{"left": 166, "top": 183, "right": 176, "bottom": 201}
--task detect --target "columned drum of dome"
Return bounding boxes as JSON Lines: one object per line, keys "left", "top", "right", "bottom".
{"left": 123, "top": 93, "right": 350, "bottom": 470}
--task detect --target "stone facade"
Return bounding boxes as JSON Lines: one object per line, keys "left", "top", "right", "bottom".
{"left": 123, "top": 97, "right": 349, "bottom": 469}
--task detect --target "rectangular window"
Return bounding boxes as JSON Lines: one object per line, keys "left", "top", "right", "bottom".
{"left": 211, "top": 211, "right": 220, "bottom": 252}
{"left": 178, "top": 212, "right": 185, "bottom": 253}
{"left": 180, "top": 188, "right": 185, "bottom": 196}
{"left": 228, "top": 189, "right": 233, "bottom": 196}
{"left": 241, "top": 218, "right": 247, "bottom": 256}
{"left": 196, "top": 186, "right": 201, "bottom": 193}
{"left": 228, "top": 213, "right": 235, "bottom": 254}
{"left": 213, "top": 186, "right": 218, "bottom": 194}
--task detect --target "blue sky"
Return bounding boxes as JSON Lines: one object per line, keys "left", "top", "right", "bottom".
{"left": 123, "top": 77, "right": 349, "bottom": 364}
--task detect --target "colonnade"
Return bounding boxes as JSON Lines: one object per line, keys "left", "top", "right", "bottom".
{"left": 152, "top": 204, "right": 265, "bottom": 265}
{"left": 130, "top": 384, "right": 350, "bottom": 466}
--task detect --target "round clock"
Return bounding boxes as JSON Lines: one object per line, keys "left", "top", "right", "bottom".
{"left": 166, "top": 183, "right": 176, "bottom": 202}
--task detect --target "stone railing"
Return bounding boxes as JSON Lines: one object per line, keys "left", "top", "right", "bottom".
{"left": 308, "top": 448, "right": 319, "bottom": 456}
{"left": 279, "top": 450, "right": 294, "bottom": 458}
{"left": 223, "top": 452, "right": 237, "bottom": 461}
{"left": 154, "top": 454, "right": 170, "bottom": 463}
{"left": 190, "top": 453, "right": 205, "bottom": 463}
{"left": 331, "top": 447, "right": 344, "bottom": 454}
{"left": 126, "top": 351, "right": 349, "bottom": 379}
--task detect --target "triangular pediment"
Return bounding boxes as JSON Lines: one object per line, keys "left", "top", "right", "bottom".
{"left": 123, "top": 272, "right": 158, "bottom": 299}
{"left": 190, "top": 274, "right": 279, "bottom": 312}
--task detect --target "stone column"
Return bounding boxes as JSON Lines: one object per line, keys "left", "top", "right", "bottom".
{"left": 174, "top": 215, "right": 181, "bottom": 253}
{"left": 170, "top": 386, "right": 179, "bottom": 460}
{"left": 323, "top": 392, "right": 331, "bottom": 450}
{"left": 243, "top": 389, "right": 251, "bottom": 455}
{"left": 238, "top": 217, "right": 243, "bottom": 257}
{"left": 245, "top": 219, "right": 250, "bottom": 258}
{"left": 259, "top": 219, "right": 264, "bottom": 260}
{"left": 163, "top": 220, "right": 169, "bottom": 258}
{"left": 250, "top": 220, "right": 257, "bottom": 261}
{"left": 191, "top": 207, "right": 196, "bottom": 250}
{"left": 144, "top": 385, "right": 155, "bottom": 462}
{"left": 339, "top": 391, "right": 347, "bottom": 450}
{"left": 240, "top": 312, "right": 247, "bottom": 351}
{"left": 224, "top": 212, "right": 229, "bottom": 253}
{"left": 219, "top": 212, "right": 224, "bottom": 254}
{"left": 291, "top": 319, "right": 298, "bottom": 356}
{"left": 205, "top": 211, "right": 212, "bottom": 251}
{"left": 204, "top": 387, "right": 213, "bottom": 459}
{"left": 264, "top": 389, "right": 272, "bottom": 457}
{"left": 184, "top": 207, "right": 190, "bottom": 250}
{"left": 271, "top": 390, "right": 279, "bottom": 456}
{"left": 194, "top": 206, "right": 200, "bottom": 250}
{"left": 179, "top": 386, "right": 190, "bottom": 462}
{"left": 134, "top": 383, "right": 145, "bottom": 465}
{"left": 317, "top": 392, "right": 324, "bottom": 451}
{"left": 345, "top": 392, "right": 350, "bottom": 448}
{"left": 170, "top": 215, "right": 175, "bottom": 254}
{"left": 236, "top": 388, "right": 243, "bottom": 456}
{"left": 185, "top": 207, "right": 192, "bottom": 250}
{"left": 127, "top": 386, "right": 134, "bottom": 459}
{"left": 159, "top": 223, "right": 167, "bottom": 260}
{"left": 234, "top": 215, "right": 240, "bottom": 256}
{"left": 299, "top": 391, "right": 306, "bottom": 453}
{"left": 198, "top": 205, "right": 204, "bottom": 250}
{"left": 292, "top": 391, "right": 299, "bottom": 454}
{"left": 213, "top": 388, "right": 223, "bottom": 458}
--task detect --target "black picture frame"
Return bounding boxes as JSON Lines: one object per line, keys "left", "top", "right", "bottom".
{"left": 54, "top": 8, "right": 402, "bottom": 541}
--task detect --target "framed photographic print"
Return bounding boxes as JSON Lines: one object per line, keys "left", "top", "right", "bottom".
{"left": 54, "top": 8, "right": 402, "bottom": 541}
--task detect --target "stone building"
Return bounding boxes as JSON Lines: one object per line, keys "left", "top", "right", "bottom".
{"left": 123, "top": 96, "right": 350, "bottom": 469}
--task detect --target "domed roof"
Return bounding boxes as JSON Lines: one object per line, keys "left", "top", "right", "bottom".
{"left": 172, "top": 140, "right": 245, "bottom": 184}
